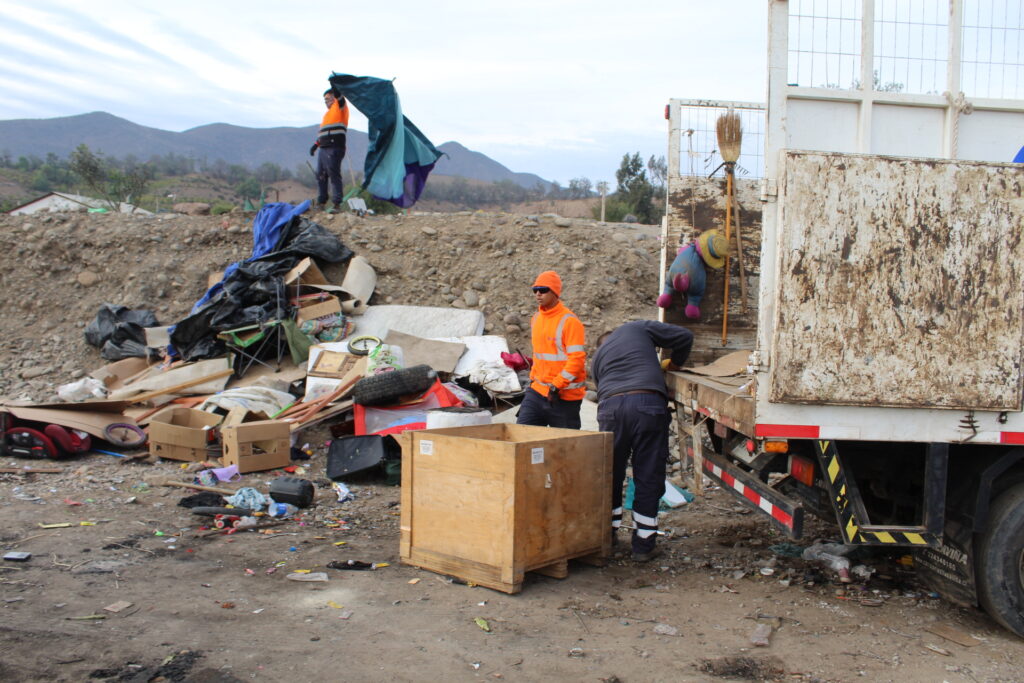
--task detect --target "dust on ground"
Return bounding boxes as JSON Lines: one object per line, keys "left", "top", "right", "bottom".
{"left": 0, "top": 207, "right": 1022, "bottom": 682}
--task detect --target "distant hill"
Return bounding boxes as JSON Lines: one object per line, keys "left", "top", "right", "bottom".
{"left": 0, "top": 112, "right": 551, "bottom": 190}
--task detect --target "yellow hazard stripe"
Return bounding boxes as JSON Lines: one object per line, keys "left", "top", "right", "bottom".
{"left": 872, "top": 531, "right": 896, "bottom": 543}
{"left": 844, "top": 517, "right": 859, "bottom": 542}
{"left": 827, "top": 456, "right": 840, "bottom": 483}
{"left": 903, "top": 532, "right": 928, "bottom": 545}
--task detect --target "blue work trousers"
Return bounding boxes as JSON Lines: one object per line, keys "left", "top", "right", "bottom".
{"left": 316, "top": 144, "right": 346, "bottom": 205}
{"left": 597, "top": 392, "right": 670, "bottom": 553}
{"left": 516, "top": 387, "right": 582, "bottom": 429}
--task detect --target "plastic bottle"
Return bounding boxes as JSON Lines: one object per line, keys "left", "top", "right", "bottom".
{"left": 267, "top": 502, "right": 299, "bottom": 519}
{"left": 802, "top": 543, "right": 852, "bottom": 582}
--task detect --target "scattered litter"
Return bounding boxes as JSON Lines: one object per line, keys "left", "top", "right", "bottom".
{"left": 220, "top": 602, "right": 235, "bottom": 609}
{"left": 253, "top": 608, "right": 265, "bottom": 614}
{"left": 698, "top": 656, "right": 784, "bottom": 680}
{"left": 103, "top": 600, "right": 133, "bottom": 613}
{"left": 475, "top": 617, "right": 491, "bottom": 632}
{"left": 923, "top": 643, "right": 952, "bottom": 656}
{"left": 287, "top": 572, "right": 328, "bottom": 582}
{"left": 759, "top": 567, "right": 775, "bottom": 576}
{"left": 925, "top": 622, "right": 983, "bottom": 647}
{"left": 408, "top": 578, "right": 421, "bottom": 584}
{"left": 338, "top": 610, "right": 354, "bottom": 620}
{"left": 327, "top": 560, "right": 377, "bottom": 571}
{"left": 567, "top": 647, "right": 584, "bottom": 657}
{"left": 326, "top": 601, "right": 344, "bottom": 609}
{"left": 38, "top": 523, "right": 72, "bottom": 529}
{"left": 333, "top": 482, "right": 354, "bottom": 503}
{"left": 66, "top": 614, "right": 106, "bottom": 621}
{"left": 653, "top": 623, "right": 679, "bottom": 636}
{"left": 3, "top": 552, "right": 32, "bottom": 562}
{"left": 749, "top": 622, "right": 772, "bottom": 647}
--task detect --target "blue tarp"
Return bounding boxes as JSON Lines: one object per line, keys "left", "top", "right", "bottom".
{"left": 1015, "top": 145, "right": 1024, "bottom": 163}
{"left": 328, "top": 74, "right": 443, "bottom": 208}
{"left": 189, "top": 200, "right": 310, "bottom": 314}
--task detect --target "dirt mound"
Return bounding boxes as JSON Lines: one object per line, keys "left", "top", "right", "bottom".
{"left": 0, "top": 207, "right": 659, "bottom": 400}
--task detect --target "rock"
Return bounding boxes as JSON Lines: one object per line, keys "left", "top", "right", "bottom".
{"left": 571, "top": 261, "right": 585, "bottom": 272}
{"left": 368, "top": 244, "right": 383, "bottom": 252}
{"left": 503, "top": 313, "right": 521, "bottom": 325}
{"left": 522, "top": 221, "right": 539, "bottom": 228}
{"left": 173, "top": 202, "right": 211, "bottom": 216}
{"left": 421, "top": 226, "right": 438, "bottom": 236}
{"left": 20, "top": 366, "right": 52, "bottom": 380}
{"left": 611, "top": 233, "right": 629, "bottom": 243}
{"left": 505, "top": 325, "right": 521, "bottom": 334}
{"left": 471, "top": 281, "right": 487, "bottom": 292}
{"left": 462, "top": 291, "right": 479, "bottom": 307}
{"left": 554, "top": 217, "right": 572, "bottom": 227}
{"left": 77, "top": 270, "right": 100, "bottom": 287}
{"left": 623, "top": 214, "right": 638, "bottom": 223}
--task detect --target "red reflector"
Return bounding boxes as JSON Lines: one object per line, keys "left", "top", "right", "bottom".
{"left": 664, "top": 104, "right": 670, "bottom": 120}
{"left": 745, "top": 439, "right": 755, "bottom": 453}
{"left": 789, "top": 455, "right": 814, "bottom": 486}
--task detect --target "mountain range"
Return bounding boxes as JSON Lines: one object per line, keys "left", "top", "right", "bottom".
{"left": 0, "top": 112, "right": 550, "bottom": 189}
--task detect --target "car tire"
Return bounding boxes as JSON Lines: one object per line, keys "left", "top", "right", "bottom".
{"left": 353, "top": 365, "right": 437, "bottom": 406}
{"left": 976, "top": 482, "right": 1024, "bottom": 637}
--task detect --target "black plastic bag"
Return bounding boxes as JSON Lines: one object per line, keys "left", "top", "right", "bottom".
{"left": 84, "top": 304, "right": 159, "bottom": 360}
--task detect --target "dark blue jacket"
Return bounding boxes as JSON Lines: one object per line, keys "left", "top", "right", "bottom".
{"left": 591, "top": 321, "right": 694, "bottom": 401}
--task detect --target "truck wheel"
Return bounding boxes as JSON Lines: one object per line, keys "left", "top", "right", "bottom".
{"left": 976, "top": 482, "right": 1024, "bottom": 637}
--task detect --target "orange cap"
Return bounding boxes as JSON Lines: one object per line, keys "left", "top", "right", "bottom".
{"left": 532, "top": 271, "right": 562, "bottom": 297}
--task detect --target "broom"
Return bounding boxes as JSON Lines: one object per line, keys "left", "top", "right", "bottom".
{"left": 716, "top": 111, "right": 742, "bottom": 345}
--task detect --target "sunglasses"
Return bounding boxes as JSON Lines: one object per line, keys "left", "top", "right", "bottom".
{"left": 532, "top": 287, "right": 551, "bottom": 294}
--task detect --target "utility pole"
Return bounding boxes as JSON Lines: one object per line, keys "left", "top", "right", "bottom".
{"left": 597, "top": 181, "right": 609, "bottom": 222}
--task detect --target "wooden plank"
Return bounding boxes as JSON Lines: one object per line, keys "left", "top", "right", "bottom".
{"left": 532, "top": 559, "right": 568, "bottom": 579}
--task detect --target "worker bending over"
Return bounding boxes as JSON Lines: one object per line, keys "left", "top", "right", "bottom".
{"left": 591, "top": 321, "right": 693, "bottom": 561}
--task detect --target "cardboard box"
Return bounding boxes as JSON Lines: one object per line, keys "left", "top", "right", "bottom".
{"left": 221, "top": 420, "right": 291, "bottom": 473}
{"left": 397, "top": 423, "right": 612, "bottom": 593}
{"left": 296, "top": 294, "right": 342, "bottom": 324}
{"left": 148, "top": 408, "right": 222, "bottom": 462}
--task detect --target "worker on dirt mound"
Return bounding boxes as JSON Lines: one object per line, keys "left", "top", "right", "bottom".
{"left": 516, "top": 271, "right": 587, "bottom": 429}
{"left": 590, "top": 320, "right": 693, "bottom": 562}
{"left": 309, "top": 87, "right": 350, "bottom": 213}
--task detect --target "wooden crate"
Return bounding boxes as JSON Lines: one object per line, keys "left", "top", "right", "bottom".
{"left": 397, "top": 423, "right": 612, "bottom": 594}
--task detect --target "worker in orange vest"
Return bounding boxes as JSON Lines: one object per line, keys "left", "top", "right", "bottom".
{"left": 516, "top": 271, "right": 587, "bottom": 429}
{"left": 309, "top": 88, "right": 350, "bottom": 213}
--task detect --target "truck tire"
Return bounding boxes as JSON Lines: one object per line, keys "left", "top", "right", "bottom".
{"left": 352, "top": 365, "right": 437, "bottom": 406}
{"left": 976, "top": 482, "right": 1024, "bottom": 637}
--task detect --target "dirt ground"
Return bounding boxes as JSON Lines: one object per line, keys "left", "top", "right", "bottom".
{"left": 1, "top": 207, "right": 1023, "bottom": 682}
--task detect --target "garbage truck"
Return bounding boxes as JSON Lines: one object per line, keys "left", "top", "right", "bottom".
{"left": 661, "top": 0, "right": 1024, "bottom": 637}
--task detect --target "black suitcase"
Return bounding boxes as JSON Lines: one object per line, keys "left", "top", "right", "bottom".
{"left": 268, "top": 476, "right": 315, "bottom": 508}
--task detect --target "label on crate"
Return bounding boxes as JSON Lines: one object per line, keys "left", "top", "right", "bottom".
{"left": 531, "top": 447, "right": 544, "bottom": 464}
{"left": 419, "top": 440, "right": 434, "bottom": 455}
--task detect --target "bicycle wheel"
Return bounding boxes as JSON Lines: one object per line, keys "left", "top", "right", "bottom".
{"left": 103, "top": 423, "right": 147, "bottom": 447}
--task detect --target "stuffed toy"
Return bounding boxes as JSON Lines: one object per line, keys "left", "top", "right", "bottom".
{"left": 656, "top": 229, "right": 728, "bottom": 318}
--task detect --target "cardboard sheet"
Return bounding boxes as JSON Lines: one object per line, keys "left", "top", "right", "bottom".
{"left": 687, "top": 350, "right": 751, "bottom": 377}
{"left": 1, "top": 405, "right": 137, "bottom": 440}
{"left": 107, "top": 358, "right": 232, "bottom": 400}
{"left": 340, "top": 255, "right": 376, "bottom": 315}
{"left": 383, "top": 330, "right": 466, "bottom": 373}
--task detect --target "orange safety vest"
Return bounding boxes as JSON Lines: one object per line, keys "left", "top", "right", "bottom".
{"left": 318, "top": 99, "right": 350, "bottom": 147}
{"left": 529, "top": 301, "right": 587, "bottom": 401}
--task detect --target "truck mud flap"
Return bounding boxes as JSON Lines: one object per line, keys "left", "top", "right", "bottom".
{"left": 697, "top": 449, "right": 804, "bottom": 539}
{"left": 914, "top": 517, "right": 978, "bottom": 608}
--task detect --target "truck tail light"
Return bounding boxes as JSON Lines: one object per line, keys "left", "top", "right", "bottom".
{"left": 764, "top": 440, "right": 789, "bottom": 453}
{"left": 789, "top": 454, "right": 815, "bottom": 486}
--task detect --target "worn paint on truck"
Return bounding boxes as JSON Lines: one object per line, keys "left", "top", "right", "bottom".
{"left": 770, "top": 151, "right": 1024, "bottom": 411}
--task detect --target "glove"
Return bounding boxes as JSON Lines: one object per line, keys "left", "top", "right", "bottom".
{"left": 661, "top": 358, "right": 673, "bottom": 371}
{"left": 547, "top": 387, "right": 560, "bottom": 404}
{"left": 309, "top": 143, "right": 318, "bottom": 157}
{"left": 684, "top": 303, "right": 701, "bottom": 319}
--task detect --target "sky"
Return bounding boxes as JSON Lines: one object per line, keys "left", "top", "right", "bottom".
{"left": 0, "top": 1, "right": 769, "bottom": 186}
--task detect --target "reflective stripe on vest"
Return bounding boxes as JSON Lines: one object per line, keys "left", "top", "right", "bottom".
{"left": 534, "top": 312, "right": 577, "bottom": 361}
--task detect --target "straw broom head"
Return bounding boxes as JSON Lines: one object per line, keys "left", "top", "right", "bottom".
{"left": 716, "top": 111, "right": 743, "bottom": 164}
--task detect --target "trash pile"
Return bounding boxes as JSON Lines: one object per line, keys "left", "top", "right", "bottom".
{"left": 0, "top": 200, "right": 536, "bottom": 540}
